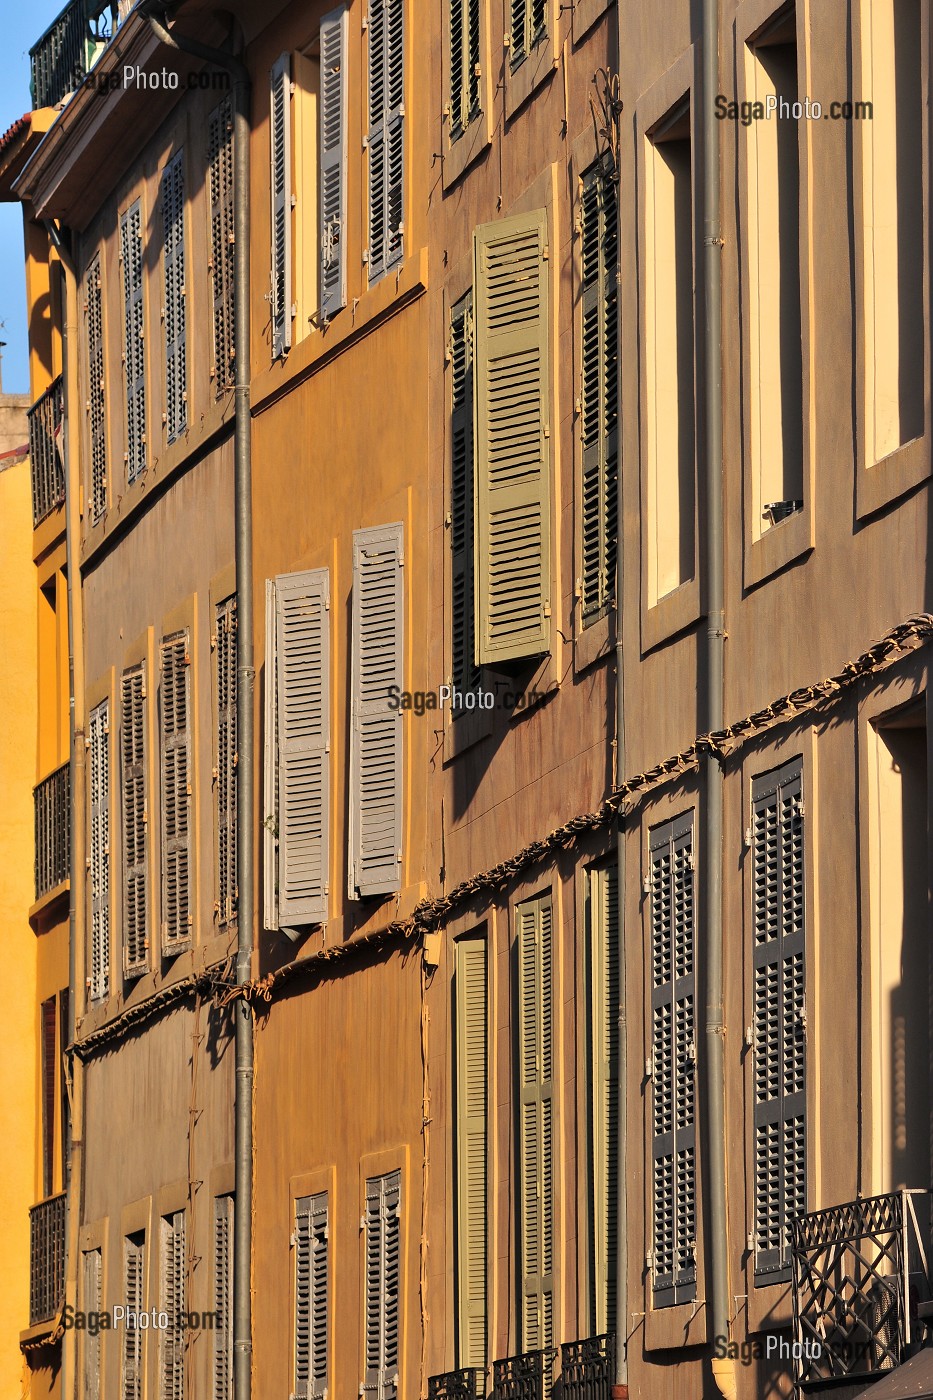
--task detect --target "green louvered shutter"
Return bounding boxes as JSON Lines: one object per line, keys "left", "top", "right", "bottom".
{"left": 752, "top": 759, "right": 806, "bottom": 1280}
{"left": 160, "top": 1211, "right": 186, "bottom": 1400}
{"left": 320, "top": 6, "right": 349, "bottom": 321}
{"left": 366, "top": 0, "right": 404, "bottom": 283}
{"left": 517, "top": 894, "right": 554, "bottom": 1351}
{"left": 586, "top": 864, "right": 619, "bottom": 1334}
{"left": 580, "top": 161, "right": 618, "bottom": 624}
{"left": 120, "top": 200, "right": 146, "bottom": 482}
{"left": 122, "top": 665, "right": 148, "bottom": 977}
{"left": 450, "top": 295, "right": 480, "bottom": 696}
{"left": 123, "top": 1233, "right": 144, "bottom": 1400}
{"left": 162, "top": 150, "right": 187, "bottom": 443}
{"left": 271, "top": 53, "right": 293, "bottom": 358}
{"left": 86, "top": 255, "right": 107, "bottom": 522}
{"left": 208, "top": 98, "right": 235, "bottom": 394}
{"left": 161, "top": 632, "right": 192, "bottom": 953}
{"left": 88, "top": 699, "right": 110, "bottom": 1003}
{"left": 474, "top": 209, "right": 551, "bottom": 663}
{"left": 276, "top": 569, "right": 330, "bottom": 927}
{"left": 213, "top": 1197, "right": 233, "bottom": 1400}
{"left": 456, "top": 936, "right": 487, "bottom": 1367}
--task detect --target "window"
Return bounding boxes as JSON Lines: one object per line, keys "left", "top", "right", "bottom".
{"left": 362, "top": 1170, "right": 401, "bottom": 1400}
{"left": 41, "top": 996, "right": 57, "bottom": 1198}
{"left": 213, "top": 1197, "right": 233, "bottom": 1400}
{"left": 319, "top": 5, "right": 349, "bottom": 321}
{"left": 579, "top": 160, "right": 618, "bottom": 625}
{"left": 516, "top": 891, "right": 554, "bottom": 1349}
{"left": 449, "top": 0, "right": 481, "bottom": 139}
{"left": 752, "top": 758, "right": 806, "bottom": 1281}
{"left": 123, "top": 1232, "right": 145, "bottom": 1400}
{"left": 473, "top": 209, "right": 551, "bottom": 664}
{"left": 85, "top": 254, "right": 107, "bottom": 523}
{"left": 120, "top": 199, "right": 146, "bottom": 482}
{"left": 216, "top": 597, "right": 238, "bottom": 930}
{"left": 160, "top": 632, "right": 191, "bottom": 953}
{"left": 88, "top": 699, "right": 111, "bottom": 1002}
{"left": 649, "top": 813, "right": 697, "bottom": 1307}
{"left": 449, "top": 294, "right": 480, "bottom": 698}
{"left": 162, "top": 150, "right": 187, "bottom": 444}
{"left": 294, "top": 1192, "right": 329, "bottom": 1399}
{"left": 83, "top": 1247, "right": 103, "bottom": 1400}
{"left": 509, "top": 0, "right": 546, "bottom": 69}
{"left": 349, "top": 524, "right": 404, "bottom": 899}
{"left": 271, "top": 53, "right": 294, "bottom": 358}
{"left": 160, "top": 1211, "right": 186, "bottom": 1400}
{"left": 366, "top": 0, "right": 404, "bottom": 283}
{"left": 208, "top": 97, "right": 235, "bottom": 395}
{"left": 455, "top": 936, "right": 487, "bottom": 1366}
{"left": 584, "top": 863, "right": 618, "bottom": 1332}
{"left": 122, "top": 664, "right": 148, "bottom": 977}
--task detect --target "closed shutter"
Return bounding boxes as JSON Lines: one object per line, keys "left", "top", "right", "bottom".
{"left": 349, "top": 524, "right": 404, "bottom": 899}
{"left": 161, "top": 1211, "right": 186, "bottom": 1400}
{"left": 162, "top": 151, "right": 187, "bottom": 444}
{"left": 450, "top": 296, "right": 480, "bottom": 697}
{"left": 122, "top": 665, "right": 148, "bottom": 977}
{"left": 120, "top": 200, "right": 146, "bottom": 482}
{"left": 89, "top": 699, "right": 111, "bottom": 1003}
{"left": 263, "top": 579, "right": 279, "bottom": 930}
{"left": 216, "top": 597, "right": 238, "bottom": 929}
{"left": 213, "top": 1197, "right": 233, "bottom": 1400}
{"left": 752, "top": 759, "right": 806, "bottom": 1279}
{"left": 517, "top": 893, "right": 554, "bottom": 1351}
{"left": 363, "top": 1171, "right": 401, "bottom": 1400}
{"left": 160, "top": 632, "right": 192, "bottom": 952}
{"left": 271, "top": 53, "right": 293, "bottom": 358}
{"left": 580, "top": 161, "right": 618, "bottom": 624}
{"left": 294, "top": 1192, "right": 329, "bottom": 1399}
{"left": 450, "top": 0, "right": 481, "bottom": 140}
{"left": 509, "top": 0, "right": 546, "bottom": 69}
{"left": 366, "top": 0, "right": 405, "bottom": 283}
{"left": 473, "top": 209, "right": 551, "bottom": 663}
{"left": 208, "top": 97, "right": 235, "bottom": 393}
{"left": 649, "top": 813, "right": 697, "bottom": 1307}
{"left": 320, "top": 6, "right": 349, "bottom": 321}
{"left": 456, "top": 937, "right": 487, "bottom": 1367}
{"left": 40, "top": 996, "right": 56, "bottom": 1198}
{"left": 86, "top": 255, "right": 107, "bottom": 522}
{"left": 586, "top": 863, "right": 618, "bottom": 1334}
{"left": 83, "top": 1248, "right": 103, "bottom": 1400}
{"left": 276, "top": 569, "right": 330, "bottom": 927}
{"left": 123, "top": 1234, "right": 144, "bottom": 1400}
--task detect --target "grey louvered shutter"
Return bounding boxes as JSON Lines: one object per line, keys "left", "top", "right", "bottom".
{"left": 366, "top": 0, "right": 405, "bottom": 283}
{"left": 294, "top": 1192, "right": 329, "bottom": 1400}
{"left": 161, "top": 632, "right": 192, "bottom": 952}
{"left": 123, "top": 1235, "right": 144, "bottom": 1400}
{"left": 450, "top": 296, "right": 480, "bottom": 697}
{"left": 363, "top": 1172, "right": 401, "bottom": 1400}
{"left": 587, "top": 864, "right": 618, "bottom": 1334}
{"left": 474, "top": 210, "right": 551, "bottom": 663}
{"left": 276, "top": 569, "right": 330, "bottom": 927}
{"left": 349, "top": 524, "right": 404, "bottom": 899}
{"left": 649, "top": 814, "right": 697, "bottom": 1307}
{"left": 450, "top": 0, "right": 481, "bottom": 140}
{"left": 213, "top": 1197, "right": 233, "bottom": 1400}
{"left": 580, "top": 162, "right": 618, "bottom": 624}
{"left": 320, "top": 6, "right": 349, "bottom": 321}
{"left": 121, "top": 200, "right": 146, "bottom": 481}
{"left": 83, "top": 1248, "right": 103, "bottom": 1400}
{"left": 271, "top": 53, "right": 293, "bottom": 359}
{"left": 208, "top": 98, "right": 235, "bottom": 393}
{"left": 263, "top": 579, "right": 279, "bottom": 930}
{"left": 752, "top": 759, "right": 806, "bottom": 1279}
{"left": 161, "top": 1211, "right": 186, "bottom": 1400}
{"left": 216, "top": 596, "right": 238, "bottom": 928}
{"left": 86, "top": 255, "right": 107, "bottom": 522}
{"left": 162, "top": 150, "right": 187, "bottom": 444}
{"left": 89, "top": 700, "right": 110, "bottom": 1003}
{"left": 456, "top": 937, "right": 487, "bottom": 1368}
{"left": 517, "top": 894, "right": 554, "bottom": 1351}
{"left": 122, "top": 666, "right": 148, "bottom": 976}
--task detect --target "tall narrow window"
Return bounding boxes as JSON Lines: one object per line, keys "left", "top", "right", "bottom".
{"left": 209, "top": 97, "right": 235, "bottom": 395}
{"left": 455, "top": 936, "right": 487, "bottom": 1366}
{"left": 213, "top": 1197, "right": 234, "bottom": 1400}
{"left": 366, "top": 0, "right": 405, "bottom": 282}
{"left": 362, "top": 1171, "right": 401, "bottom": 1400}
{"left": 752, "top": 759, "right": 806, "bottom": 1281}
{"left": 294, "top": 1192, "right": 329, "bottom": 1399}
{"left": 516, "top": 892, "right": 554, "bottom": 1350}
{"left": 120, "top": 200, "right": 146, "bottom": 482}
{"left": 320, "top": 5, "right": 349, "bottom": 321}
{"left": 85, "top": 254, "right": 107, "bottom": 522}
{"left": 645, "top": 100, "right": 694, "bottom": 604}
{"left": 89, "top": 699, "right": 111, "bottom": 1002}
{"left": 450, "top": 294, "right": 480, "bottom": 698}
{"left": 83, "top": 1247, "right": 103, "bottom": 1400}
{"left": 160, "top": 632, "right": 191, "bottom": 953}
{"left": 585, "top": 863, "right": 618, "bottom": 1333}
{"left": 41, "top": 996, "right": 57, "bottom": 1198}
{"left": 270, "top": 53, "right": 293, "bottom": 358}
{"left": 216, "top": 597, "right": 238, "bottom": 930}
{"left": 122, "top": 664, "right": 148, "bottom": 977}
{"left": 160, "top": 1211, "right": 186, "bottom": 1400}
{"left": 510, "top": 0, "right": 546, "bottom": 69}
{"left": 580, "top": 160, "right": 619, "bottom": 624}
{"left": 162, "top": 150, "right": 187, "bottom": 444}
{"left": 450, "top": 0, "right": 481, "bottom": 139}
{"left": 649, "top": 813, "right": 697, "bottom": 1307}
{"left": 123, "top": 1232, "right": 145, "bottom": 1400}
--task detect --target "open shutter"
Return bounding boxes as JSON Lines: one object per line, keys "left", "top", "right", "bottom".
{"left": 161, "top": 1212, "right": 186, "bottom": 1400}
{"left": 363, "top": 1177, "right": 383, "bottom": 1399}
{"left": 120, "top": 200, "right": 146, "bottom": 481}
{"left": 213, "top": 1197, "right": 233, "bottom": 1400}
{"left": 450, "top": 296, "right": 479, "bottom": 696}
{"left": 587, "top": 863, "right": 619, "bottom": 1333}
{"left": 456, "top": 937, "right": 487, "bottom": 1368}
{"left": 122, "top": 666, "right": 148, "bottom": 976}
{"left": 88, "top": 700, "right": 111, "bottom": 1003}
{"left": 84, "top": 1248, "right": 103, "bottom": 1400}
{"left": 517, "top": 894, "right": 554, "bottom": 1351}
{"left": 162, "top": 150, "right": 187, "bottom": 443}
{"left": 271, "top": 53, "right": 293, "bottom": 358}
{"left": 450, "top": 0, "right": 481, "bottom": 139}
{"left": 649, "top": 814, "right": 697, "bottom": 1307}
{"left": 349, "top": 524, "right": 404, "bottom": 899}
{"left": 123, "top": 1236, "right": 144, "bottom": 1400}
{"left": 216, "top": 596, "right": 238, "bottom": 928}
{"left": 363, "top": 1173, "right": 401, "bottom": 1400}
{"left": 366, "top": 0, "right": 405, "bottom": 283}
{"left": 320, "top": 6, "right": 349, "bottom": 320}
{"left": 263, "top": 580, "right": 279, "bottom": 930}
{"left": 276, "top": 569, "right": 330, "bottom": 928}
{"left": 86, "top": 255, "right": 107, "bottom": 522}
{"left": 208, "top": 98, "right": 235, "bottom": 393}
{"left": 474, "top": 209, "right": 551, "bottom": 663}
{"left": 161, "top": 632, "right": 192, "bottom": 952}
{"left": 580, "top": 162, "right": 618, "bottom": 624}
{"left": 295, "top": 1193, "right": 329, "bottom": 1400}
{"left": 753, "top": 759, "right": 806, "bottom": 1279}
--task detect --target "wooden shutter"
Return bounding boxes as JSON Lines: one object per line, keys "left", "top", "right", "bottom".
{"left": 510, "top": 0, "right": 546, "bottom": 68}
{"left": 162, "top": 150, "right": 187, "bottom": 443}
{"left": 586, "top": 863, "right": 619, "bottom": 1334}
{"left": 276, "top": 569, "right": 330, "bottom": 927}
{"left": 40, "top": 996, "right": 56, "bottom": 1198}
{"left": 456, "top": 937, "right": 487, "bottom": 1368}
{"left": 160, "top": 632, "right": 192, "bottom": 952}
{"left": 83, "top": 1248, "right": 103, "bottom": 1400}
{"left": 349, "top": 524, "right": 404, "bottom": 899}
{"left": 263, "top": 579, "right": 279, "bottom": 930}
{"left": 366, "top": 0, "right": 405, "bottom": 283}
{"left": 450, "top": 296, "right": 479, "bottom": 697}
{"left": 450, "top": 0, "right": 481, "bottom": 139}
{"left": 213, "top": 1197, "right": 233, "bottom": 1400}
{"left": 123, "top": 1234, "right": 144, "bottom": 1400}
{"left": 320, "top": 6, "right": 349, "bottom": 321}
{"left": 517, "top": 893, "right": 554, "bottom": 1350}
{"left": 86, "top": 254, "right": 107, "bottom": 522}
{"left": 89, "top": 699, "right": 111, "bottom": 1003}
{"left": 752, "top": 759, "right": 806, "bottom": 1279}
{"left": 580, "top": 161, "right": 618, "bottom": 624}
{"left": 363, "top": 1171, "right": 401, "bottom": 1400}
{"left": 208, "top": 98, "right": 235, "bottom": 394}
{"left": 216, "top": 596, "right": 238, "bottom": 929}
{"left": 161, "top": 1211, "right": 186, "bottom": 1400}
{"left": 120, "top": 200, "right": 146, "bottom": 482}
{"left": 473, "top": 209, "right": 551, "bottom": 663}
{"left": 294, "top": 1192, "right": 329, "bottom": 1400}
{"left": 271, "top": 53, "right": 293, "bottom": 358}
{"left": 122, "top": 665, "right": 148, "bottom": 976}
{"left": 649, "top": 813, "right": 697, "bottom": 1307}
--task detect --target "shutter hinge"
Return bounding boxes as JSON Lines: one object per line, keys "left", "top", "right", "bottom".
{"left": 359, "top": 1214, "right": 365, "bottom": 1231}
{"left": 744, "top": 1024, "right": 755, "bottom": 1050}
{"left": 645, "top": 1056, "right": 653, "bottom": 1079}
{"left": 643, "top": 874, "right": 651, "bottom": 894}
{"left": 747, "top": 1231, "right": 756, "bottom": 1254}
{"left": 687, "top": 1039, "right": 697, "bottom": 1062}
{"left": 645, "top": 1248, "right": 654, "bottom": 1271}
{"left": 744, "top": 825, "right": 753, "bottom": 849}
{"left": 795, "top": 798, "right": 806, "bottom": 817}
{"left": 542, "top": 243, "right": 549, "bottom": 260}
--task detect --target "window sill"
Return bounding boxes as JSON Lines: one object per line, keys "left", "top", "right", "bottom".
{"left": 506, "top": 32, "right": 558, "bottom": 121}
{"left": 744, "top": 1269, "right": 792, "bottom": 1333}
{"left": 441, "top": 111, "right": 492, "bottom": 191}
{"left": 744, "top": 504, "right": 813, "bottom": 590}
{"left": 643, "top": 1295, "right": 707, "bottom": 1352}
{"left": 32, "top": 504, "right": 66, "bottom": 565}
{"left": 443, "top": 703, "right": 494, "bottom": 764}
{"left": 641, "top": 575, "right": 701, "bottom": 654}
{"left": 572, "top": 0, "right": 611, "bottom": 43}
{"left": 76, "top": 925, "right": 237, "bottom": 1037}
{"left": 29, "top": 880, "right": 69, "bottom": 928}
{"left": 574, "top": 608, "right": 613, "bottom": 675}
{"left": 19, "top": 1319, "right": 59, "bottom": 1350}
{"left": 856, "top": 432, "right": 931, "bottom": 520}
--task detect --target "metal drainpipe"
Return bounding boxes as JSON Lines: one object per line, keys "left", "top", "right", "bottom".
{"left": 145, "top": 15, "right": 254, "bottom": 1399}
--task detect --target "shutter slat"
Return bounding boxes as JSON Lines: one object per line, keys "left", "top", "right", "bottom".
{"left": 270, "top": 53, "right": 293, "bottom": 357}
{"left": 320, "top": 6, "right": 349, "bottom": 320}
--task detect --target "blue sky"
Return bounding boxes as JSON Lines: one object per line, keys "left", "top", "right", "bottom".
{"left": 0, "top": 0, "right": 67, "bottom": 395}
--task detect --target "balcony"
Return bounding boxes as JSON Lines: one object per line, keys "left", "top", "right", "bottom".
{"left": 791, "top": 1189, "right": 933, "bottom": 1391}
{"left": 29, "top": 0, "right": 133, "bottom": 110}
{"left": 34, "top": 763, "right": 71, "bottom": 902}
{"left": 559, "top": 1335, "right": 614, "bottom": 1399}
{"left": 28, "top": 377, "right": 64, "bottom": 528}
{"left": 491, "top": 1349, "right": 556, "bottom": 1400}
{"left": 29, "top": 1193, "right": 65, "bottom": 1326}
{"left": 429, "top": 1369, "right": 485, "bottom": 1400}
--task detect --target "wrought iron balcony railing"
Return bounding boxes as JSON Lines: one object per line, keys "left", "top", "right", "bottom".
{"left": 428, "top": 1368, "right": 485, "bottom": 1399}
{"left": 29, "top": 1192, "right": 66, "bottom": 1326}
{"left": 491, "top": 1348, "right": 556, "bottom": 1400}
{"left": 560, "top": 1335, "right": 614, "bottom": 1400}
{"left": 34, "top": 763, "right": 71, "bottom": 901}
{"left": 791, "top": 1189, "right": 932, "bottom": 1392}
{"left": 28, "top": 376, "right": 64, "bottom": 527}
{"left": 29, "top": 0, "right": 127, "bottom": 110}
